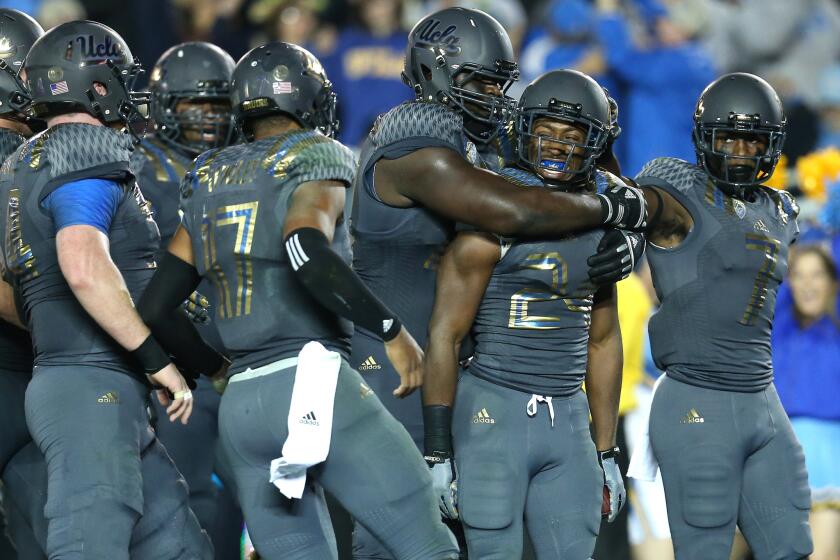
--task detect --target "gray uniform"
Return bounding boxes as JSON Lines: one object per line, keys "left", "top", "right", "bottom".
{"left": 131, "top": 134, "right": 232, "bottom": 548}
{"left": 637, "top": 157, "right": 812, "bottom": 560}
{"left": 453, "top": 166, "right": 610, "bottom": 560}
{"left": 0, "top": 128, "right": 45, "bottom": 560}
{"left": 181, "top": 130, "right": 458, "bottom": 560}
{"left": 3, "top": 124, "right": 211, "bottom": 560}
{"left": 350, "top": 101, "right": 473, "bottom": 559}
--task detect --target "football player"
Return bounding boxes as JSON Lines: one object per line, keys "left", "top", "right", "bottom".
{"left": 3, "top": 20, "right": 214, "bottom": 558}
{"left": 422, "top": 69, "right": 628, "bottom": 559}
{"left": 633, "top": 73, "right": 812, "bottom": 560}
{"left": 350, "top": 9, "right": 644, "bottom": 557}
{"left": 135, "top": 41, "right": 239, "bottom": 552}
{"left": 137, "top": 42, "right": 460, "bottom": 560}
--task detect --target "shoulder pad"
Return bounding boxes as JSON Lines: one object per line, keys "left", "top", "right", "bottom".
{"left": 21, "top": 124, "right": 134, "bottom": 185}
{"left": 634, "top": 157, "right": 700, "bottom": 193}
{"left": 370, "top": 101, "right": 466, "bottom": 154}
{"left": 762, "top": 187, "right": 800, "bottom": 223}
{"left": 261, "top": 131, "right": 357, "bottom": 187}
{"left": 132, "top": 136, "right": 190, "bottom": 184}
{"left": 498, "top": 166, "right": 543, "bottom": 187}
{"left": 179, "top": 145, "right": 226, "bottom": 201}
{"left": 0, "top": 130, "right": 25, "bottom": 162}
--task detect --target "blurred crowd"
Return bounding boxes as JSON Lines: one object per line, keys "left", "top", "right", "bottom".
{"left": 3, "top": 1, "right": 840, "bottom": 559}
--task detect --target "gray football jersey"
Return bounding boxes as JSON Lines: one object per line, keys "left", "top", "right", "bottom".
{"left": 181, "top": 130, "right": 357, "bottom": 373}
{"left": 637, "top": 157, "right": 800, "bottom": 392}
{"left": 2, "top": 124, "right": 159, "bottom": 375}
{"left": 350, "top": 101, "right": 473, "bottom": 346}
{"left": 468, "top": 167, "right": 613, "bottom": 397}
{"left": 0, "top": 129, "right": 33, "bottom": 374}
{"left": 130, "top": 135, "right": 191, "bottom": 255}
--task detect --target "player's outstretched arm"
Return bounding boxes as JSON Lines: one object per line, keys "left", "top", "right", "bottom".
{"left": 138, "top": 226, "right": 230, "bottom": 382}
{"left": 283, "top": 180, "right": 422, "bottom": 397}
{"left": 585, "top": 284, "right": 625, "bottom": 522}
{"left": 374, "top": 148, "right": 647, "bottom": 237}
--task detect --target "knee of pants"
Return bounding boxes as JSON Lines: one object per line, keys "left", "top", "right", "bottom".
{"left": 676, "top": 445, "right": 738, "bottom": 530}
{"left": 457, "top": 457, "right": 518, "bottom": 531}
{"left": 351, "top": 521, "right": 393, "bottom": 560}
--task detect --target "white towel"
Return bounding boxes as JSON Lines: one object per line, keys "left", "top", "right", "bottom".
{"left": 627, "top": 374, "right": 666, "bottom": 482}
{"left": 269, "top": 341, "right": 341, "bottom": 499}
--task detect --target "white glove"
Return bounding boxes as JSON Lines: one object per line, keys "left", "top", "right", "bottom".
{"left": 428, "top": 457, "right": 458, "bottom": 520}
{"left": 599, "top": 448, "right": 626, "bottom": 523}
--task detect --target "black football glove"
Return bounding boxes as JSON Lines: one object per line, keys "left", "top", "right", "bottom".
{"left": 587, "top": 229, "right": 645, "bottom": 285}
{"left": 182, "top": 291, "right": 210, "bottom": 324}
{"left": 597, "top": 182, "right": 647, "bottom": 232}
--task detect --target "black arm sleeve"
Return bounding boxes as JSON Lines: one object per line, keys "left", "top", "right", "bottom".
{"left": 138, "top": 252, "right": 226, "bottom": 375}
{"left": 284, "top": 227, "right": 402, "bottom": 341}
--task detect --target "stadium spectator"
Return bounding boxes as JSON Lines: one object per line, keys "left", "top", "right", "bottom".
{"left": 705, "top": 0, "right": 840, "bottom": 107}
{"left": 773, "top": 244, "right": 840, "bottom": 560}
{"left": 594, "top": 0, "right": 716, "bottom": 176}
{"left": 517, "top": 0, "right": 618, "bottom": 104}
{"left": 320, "top": 0, "right": 412, "bottom": 147}
{"left": 814, "top": 65, "right": 840, "bottom": 150}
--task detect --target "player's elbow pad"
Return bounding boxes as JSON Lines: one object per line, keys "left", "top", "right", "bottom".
{"left": 284, "top": 227, "right": 401, "bottom": 341}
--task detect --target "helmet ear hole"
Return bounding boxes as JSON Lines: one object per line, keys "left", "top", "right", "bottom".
{"left": 420, "top": 64, "right": 433, "bottom": 81}
{"left": 93, "top": 82, "right": 108, "bottom": 96}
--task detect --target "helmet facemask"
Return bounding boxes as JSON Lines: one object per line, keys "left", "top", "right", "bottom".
{"left": 154, "top": 81, "right": 234, "bottom": 155}
{"left": 517, "top": 100, "right": 608, "bottom": 188}
{"left": 449, "top": 60, "right": 517, "bottom": 143}
{"left": 694, "top": 113, "right": 785, "bottom": 198}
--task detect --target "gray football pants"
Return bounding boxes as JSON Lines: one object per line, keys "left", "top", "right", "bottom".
{"left": 218, "top": 357, "right": 459, "bottom": 560}
{"left": 649, "top": 375, "right": 813, "bottom": 560}
{"left": 453, "top": 373, "right": 602, "bottom": 560}
{"left": 152, "top": 376, "right": 223, "bottom": 531}
{"left": 1, "top": 367, "right": 46, "bottom": 559}
{"left": 24, "top": 365, "right": 213, "bottom": 560}
{"left": 350, "top": 334, "right": 425, "bottom": 559}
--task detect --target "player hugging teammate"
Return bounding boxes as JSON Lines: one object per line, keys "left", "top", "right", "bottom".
{"left": 0, "top": 5, "right": 813, "bottom": 560}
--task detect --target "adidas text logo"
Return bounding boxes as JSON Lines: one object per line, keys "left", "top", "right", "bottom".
{"left": 360, "top": 383, "right": 374, "bottom": 399}
{"left": 680, "top": 408, "right": 705, "bottom": 424}
{"left": 473, "top": 408, "right": 495, "bottom": 424}
{"left": 359, "top": 356, "right": 382, "bottom": 371}
{"left": 299, "top": 411, "right": 319, "bottom": 426}
{"left": 754, "top": 219, "right": 769, "bottom": 233}
{"left": 97, "top": 391, "right": 119, "bottom": 404}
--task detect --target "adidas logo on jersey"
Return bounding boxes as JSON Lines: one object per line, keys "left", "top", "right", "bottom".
{"left": 299, "top": 411, "right": 319, "bottom": 426}
{"left": 360, "top": 383, "right": 374, "bottom": 399}
{"left": 680, "top": 408, "right": 705, "bottom": 424}
{"left": 754, "top": 219, "right": 770, "bottom": 233}
{"left": 97, "top": 391, "right": 119, "bottom": 404}
{"left": 473, "top": 408, "right": 496, "bottom": 424}
{"left": 359, "top": 356, "right": 382, "bottom": 371}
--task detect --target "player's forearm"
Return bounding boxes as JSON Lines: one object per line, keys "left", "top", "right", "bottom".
{"left": 422, "top": 334, "right": 461, "bottom": 407}
{"left": 585, "top": 335, "right": 623, "bottom": 450}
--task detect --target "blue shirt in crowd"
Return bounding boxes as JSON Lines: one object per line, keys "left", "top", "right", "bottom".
{"left": 772, "top": 284, "right": 840, "bottom": 422}
{"left": 321, "top": 27, "right": 414, "bottom": 147}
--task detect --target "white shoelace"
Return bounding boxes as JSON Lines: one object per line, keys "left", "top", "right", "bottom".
{"left": 526, "top": 394, "right": 555, "bottom": 427}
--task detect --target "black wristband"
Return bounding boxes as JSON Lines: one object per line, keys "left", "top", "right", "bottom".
{"left": 132, "top": 335, "right": 170, "bottom": 375}
{"left": 381, "top": 316, "right": 402, "bottom": 342}
{"left": 423, "top": 405, "right": 453, "bottom": 458}
{"left": 598, "top": 446, "right": 621, "bottom": 464}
